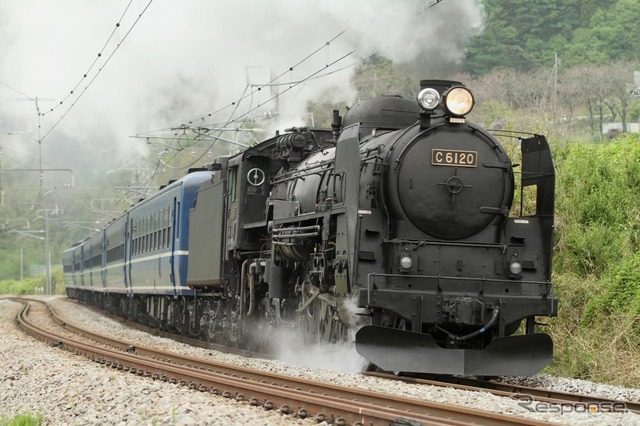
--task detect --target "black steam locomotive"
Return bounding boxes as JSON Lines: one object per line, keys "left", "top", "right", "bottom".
{"left": 64, "top": 79, "right": 557, "bottom": 376}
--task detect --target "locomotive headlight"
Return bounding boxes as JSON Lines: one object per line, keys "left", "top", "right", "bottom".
{"left": 400, "top": 256, "right": 413, "bottom": 270}
{"left": 509, "top": 261, "right": 523, "bottom": 275}
{"left": 443, "top": 86, "right": 475, "bottom": 116}
{"left": 417, "top": 88, "right": 441, "bottom": 111}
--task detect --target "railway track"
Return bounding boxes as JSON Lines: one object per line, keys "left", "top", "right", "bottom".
{"left": 63, "top": 298, "right": 267, "bottom": 359}
{"left": 12, "top": 297, "right": 552, "bottom": 426}
{"left": 62, "top": 297, "right": 640, "bottom": 416}
{"left": 365, "top": 372, "right": 640, "bottom": 415}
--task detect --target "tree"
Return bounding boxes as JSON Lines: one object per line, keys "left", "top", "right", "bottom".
{"left": 563, "top": 0, "right": 640, "bottom": 66}
{"left": 463, "top": 0, "right": 632, "bottom": 75}
{"left": 603, "top": 62, "right": 637, "bottom": 132}
{"left": 589, "top": 0, "right": 640, "bottom": 62}
{"left": 350, "top": 55, "right": 413, "bottom": 100}
{"left": 464, "top": 0, "right": 593, "bottom": 74}
{"left": 563, "top": 65, "right": 607, "bottom": 138}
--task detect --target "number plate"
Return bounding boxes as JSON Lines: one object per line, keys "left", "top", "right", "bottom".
{"left": 431, "top": 149, "right": 477, "bottom": 168}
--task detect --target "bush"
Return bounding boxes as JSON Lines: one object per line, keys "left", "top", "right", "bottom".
{"left": 554, "top": 135, "right": 640, "bottom": 276}
{"left": 0, "top": 268, "right": 65, "bottom": 296}
{"left": 583, "top": 252, "right": 640, "bottom": 321}
{"left": 546, "top": 134, "right": 640, "bottom": 386}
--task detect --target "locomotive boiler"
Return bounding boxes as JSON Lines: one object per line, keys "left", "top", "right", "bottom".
{"left": 64, "top": 79, "right": 557, "bottom": 376}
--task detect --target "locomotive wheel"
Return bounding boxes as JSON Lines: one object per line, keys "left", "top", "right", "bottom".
{"left": 297, "top": 296, "right": 333, "bottom": 348}
{"left": 297, "top": 294, "right": 352, "bottom": 349}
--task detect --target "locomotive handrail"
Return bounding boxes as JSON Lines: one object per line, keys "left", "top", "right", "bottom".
{"left": 364, "top": 272, "right": 554, "bottom": 317}
{"left": 272, "top": 225, "right": 320, "bottom": 233}
{"left": 271, "top": 232, "right": 319, "bottom": 239}
{"left": 366, "top": 271, "right": 553, "bottom": 285}
{"left": 383, "top": 238, "right": 507, "bottom": 249}
{"left": 269, "top": 161, "right": 335, "bottom": 185}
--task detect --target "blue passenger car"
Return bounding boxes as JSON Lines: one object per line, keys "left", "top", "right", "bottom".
{"left": 64, "top": 171, "right": 214, "bottom": 299}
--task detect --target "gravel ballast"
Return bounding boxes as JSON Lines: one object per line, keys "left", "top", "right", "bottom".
{"left": 1, "top": 296, "right": 639, "bottom": 425}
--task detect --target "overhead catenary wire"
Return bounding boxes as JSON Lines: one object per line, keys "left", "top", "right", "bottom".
{"left": 40, "top": 0, "right": 155, "bottom": 142}
{"left": 0, "top": 80, "right": 33, "bottom": 100}
{"left": 136, "top": 42, "right": 357, "bottom": 190}
{"left": 416, "top": 0, "right": 445, "bottom": 15}
{"left": 0, "top": 145, "right": 64, "bottom": 169}
{"left": 131, "top": 30, "right": 354, "bottom": 189}
{"left": 138, "top": 30, "right": 348, "bottom": 139}
{"left": 183, "top": 1, "right": 592, "bottom": 171}
{"left": 179, "top": 47, "right": 357, "bottom": 171}
{"left": 481, "top": 0, "right": 533, "bottom": 26}
{"left": 225, "top": 48, "right": 356, "bottom": 125}
{"left": 244, "top": 63, "right": 355, "bottom": 88}
{"left": 183, "top": 30, "right": 347, "bottom": 127}
{"left": 40, "top": 0, "right": 135, "bottom": 119}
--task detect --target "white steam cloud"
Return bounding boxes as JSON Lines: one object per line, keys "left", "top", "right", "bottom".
{"left": 0, "top": 0, "right": 482, "bottom": 180}
{"left": 267, "top": 293, "right": 371, "bottom": 373}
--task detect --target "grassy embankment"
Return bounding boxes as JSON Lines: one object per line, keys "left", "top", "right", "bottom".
{"left": 547, "top": 134, "right": 640, "bottom": 386}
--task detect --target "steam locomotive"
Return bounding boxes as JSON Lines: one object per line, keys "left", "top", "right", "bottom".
{"left": 64, "top": 79, "right": 557, "bottom": 376}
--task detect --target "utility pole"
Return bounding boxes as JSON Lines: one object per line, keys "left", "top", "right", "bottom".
{"left": 0, "top": 147, "right": 3, "bottom": 207}
{"left": 44, "top": 211, "right": 50, "bottom": 294}
{"left": 4, "top": 95, "right": 54, "bottom": 196}
{"left": 552, "top": 52, "right": 560, "bottom": 117}
{"left": 270, "top": 68, "right": 280, "bottom": 119}
{"left": 36, "top": 205, "right": 60, "bottom": 295}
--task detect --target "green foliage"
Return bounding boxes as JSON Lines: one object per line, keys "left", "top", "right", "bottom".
{"left": 584, "top": 252, "right": 640, "bottom": 321}
{"left": 0, "top": 413, "right": 43, "bottom": 426}
{"left": 554, "top": 273, "right": 605, "bottom": 321}
{"left": 546, "top": 273, "right": 640, "bottom": 385}
{"left": 0, "top": 237, "right": 44, "bottom": 282}
{"left": 304, "top": 86, "right": 349, "bottom": 128}
{"left": 0, "top": 268, "right": 65, "bottom": 296}
{"left": 545, "top": 134, "right": 640, "bottom": 385}
{"left": 554, "top": 135, "right": 640, "bottom": 276}
{"left": 588, "top": 0, "right": 640, "bottom": 63}
{"left": 352, "top": 55, "right": 414, "bottom": 99}
{"left": 551, "top": 339, "right": 597, "bottom": 380}
{"left": 630, "top": 103, "right": 640, "bottom": 122}
{"left": 465, "top": 0, "right": 579, "bottom": 73}
{"left": 306, "top": 55, "right": 417, "bottom": 126}
{"left": 465, "top": 0, "right": 640, "bottom": 74}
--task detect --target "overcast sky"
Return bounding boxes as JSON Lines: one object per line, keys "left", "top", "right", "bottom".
{"left": 0, "top": 0, "right": 482, "bottom": 183}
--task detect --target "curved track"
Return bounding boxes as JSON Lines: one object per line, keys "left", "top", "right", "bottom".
{"left": 12, "top": 297, "right": 552, "bottom": 426}
{"left": 364, "top": 370, "right": 640, "bottom": 415}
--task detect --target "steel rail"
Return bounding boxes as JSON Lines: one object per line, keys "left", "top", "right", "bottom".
{"left": 15, "top": 297, "right": 638, "bottom": 416}
{"left": 12, "top": 298, "right": 552, "bottom": 426}
{"left": 364, "top": 372, "right": 640, "bottom": 415}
